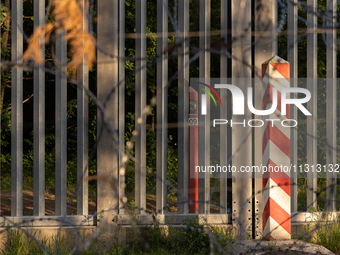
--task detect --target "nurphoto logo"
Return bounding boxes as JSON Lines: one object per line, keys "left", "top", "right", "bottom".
{"left": 193, "top": 79, "right": 312, "bottom": 128}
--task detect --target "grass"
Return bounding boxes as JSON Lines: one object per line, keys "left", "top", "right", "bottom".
{"left": 296, "top": 208, "right": 340, "bottom": 254}
{"left": 311, "top": 213, "right": 340, "bottom": 253}
{"left": 1, "top": 229, "right": 72, "bottom": 255}
{"left": 127, "top": 219, "right": 233, "bottom": 255}
{"left": 313, "top": 221, "right": 340, "bottom": 254}
{"left": 0, "top": 218, "right": 235, "bottom": 255}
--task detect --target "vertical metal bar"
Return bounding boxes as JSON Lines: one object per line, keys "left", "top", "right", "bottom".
{"left": 254, "top": 0, "right": 276, "bottom": 238}
{"left": 220, "top": 0, "right": 228, "bottom": 214}
{"left": 135, "top": 0, "right": 147, "bottom": 215}
{"left": 55, "top": 31, "right": 67, "bottom": 216}
{"left": 198, "top": 0, "right": 210, "bottom": 215}
{"left": 177, "top": 0, "right": 189, "bottom": 214}
{"left": 11, "top": 0, "right": 23, "bottom": 217}
{"left": 33, "top": 0, "right": 45, "bottom": 217}
{"left": 231, "top": 0, "right": 252, "bottom": 239}
{"left": 97, "top": 0, "right": 119, "bottom": 216}
{"left": 118, "top": 0, "right": 126, "bottom": 215}
{"left": 306, "top": 0, "right": 317, "bottom": 211}
{"left": 0, "top": 5, "right": 1, "bottom": 216}
{"left": 156, "top": 0, "right": 168, "bottom": 215}
{"left": 287, "top": 0, "right": 298, "bottom": 213}
{"left": 273, "top": 0, "right": 278, "bottom": 55}
{"left": 77, "top": 0, "right": 89, "bottom": 216}
{"left": 326, "top": 0, "right": 337, "bottom": 212}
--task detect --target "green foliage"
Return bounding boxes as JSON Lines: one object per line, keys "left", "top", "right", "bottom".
{"left": 128, "top": 199, "right": 137, "bottom": 215}
{"left": 1, "top": 229, "right": 71, "bottom": 255}
{"left": 313, "top": 220, "right": 340, "bottom": 253}
{"left": 0, "top": 5, "right": 8, "bottom": 24}
{"left": 0, "top": 222, "right": 234, "bottom": 255}
{"left": 296, "top": 177, "right": 340, "bottom": 211}
{"left": 120, "top": 218, "right": 234, "bottom": 255}
{"left": 1, "top": 229, "right": 38, "bottom": 255}
{"left": 124, "top": 126, "right": 178, "bottom": 194}
{"left": 299, "top": 210, "right": 340, "bottom": 253}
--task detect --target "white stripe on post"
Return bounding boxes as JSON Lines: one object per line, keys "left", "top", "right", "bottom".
{"left": 262, "top": 55, "right": 291, "bottom": 240}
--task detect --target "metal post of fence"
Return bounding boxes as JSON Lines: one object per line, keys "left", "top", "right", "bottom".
{"left": 135, "top": 0, "right": 147, "bottom": 214}
{"left": 33, "top": 0, "right": 45, "bottom": 217}
{"left": 156, "top": 0, "right": 168, "bottom": 215}
{"left": 11, "top": 0, "right": 23, "bottom": 217}
{"left": 55, "top": 30, "right": 67, "bottom": 216}
{"left": 177, "top": 0, "right": 190, "bottom": 215}
{"left": 0, "top": 3, "right": 1, "bottom": 215}
{"left": 118, "top": 0, "right": 126, "bottom": 215}
{"left": 77, "top": 0, "right": 89, "bottom": 216}
{"left": 231, "top": 0, "right": 252, "bottom": 239}
{"left": 97, "top": 0, "right": 119, "bottom": 216}
{"left": 306, "top": 0, "right": 317, "bottom": 211}
{"left": 326, "top": 0, "right": 337, "bottom": 212}
{"left": 219, "top": 0, "right": 229, "bottom": 215}
{"left": 254, "top": 0, "right": 276, "bottom": 238}
{"left": 198, "top": 0, "right": 211, "bottom": 215}
{"left": 287, "top": 0, "right": 298, "bottom": 213}
{"left": 262, "top": 56, "right": 291, "bottom": 240}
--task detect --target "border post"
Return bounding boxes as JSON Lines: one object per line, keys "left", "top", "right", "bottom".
{"left": 189, "top": 87, "right": 199, "bottom": 213}
{"left": 262, "top": 55, "right": 291, "bottom": 240}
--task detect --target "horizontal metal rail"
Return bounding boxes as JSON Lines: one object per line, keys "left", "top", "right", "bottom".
{"left": 0, "top": 215, "right": 96, "bottom": 227}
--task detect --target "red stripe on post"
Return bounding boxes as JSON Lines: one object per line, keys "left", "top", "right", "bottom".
{"left": 262, "top": 124, "right": 290, "bottom": 158}
{"left": 270, "top": 63, "right": 290, "bottom": 82}
{"left": 269, "top": 125, "right": 290, "bottom": 157}
{"left": 262, "top": 159, "right": 290, "bottom": 196}
{"left": 263, "top": 197, "right": 291, "bottom": 234}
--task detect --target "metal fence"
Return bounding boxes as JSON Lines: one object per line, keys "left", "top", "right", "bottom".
{"left": 3, "top": 0, "right": 339, "bottom": 240}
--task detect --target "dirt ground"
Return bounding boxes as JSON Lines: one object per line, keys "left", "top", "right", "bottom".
{"left": 0, "top": 190, "right": 96, "bottom": 216}
{"left": 0, "top": 190, "right": 181, "bottom": 216}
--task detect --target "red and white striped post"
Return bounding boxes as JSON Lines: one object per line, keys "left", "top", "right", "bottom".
{"left": 189, "top": 87, "right": 199, "bottom": 213}
{"left": 262, "top": 55, "right": 291, "bottom": 240}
